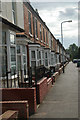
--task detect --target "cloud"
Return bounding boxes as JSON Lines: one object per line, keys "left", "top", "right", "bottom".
{"left": 59, "top": 7, "right": 78, "bottom": 20}
{"left": 30, "top": 2, "right": 78, "bottom": 48}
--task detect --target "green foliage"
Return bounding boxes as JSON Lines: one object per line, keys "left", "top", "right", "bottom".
{"left": 66, "top": 43, "right": 80, "bottom": 60}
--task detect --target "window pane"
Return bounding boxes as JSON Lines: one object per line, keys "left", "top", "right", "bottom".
{"left": 45, "top": 52, "right": 47, "bottom": 58}
{"left": 12, "top": 2, "right": 15, "bottom": 11}
{"left": 31, "top": 51, "right": 35, "bottom": 59}
{"left": 28, "top": 11, "right": 32, "bottom": 34}
{"left": 2, "top": 31, "right": 6, "bottom": 44}
{"left": 35, "top": 19, "right": 38, "bottom": 37}
{"left": 1, "top": 46, "right": 7, "bottom": 77}
{"left": 31, "top": 61, "right": 36, "bottom": 75}
{"left": 43, "top": 28, "right": 45, "bottom": 42}
{"left": 42, "top": 51, "right": 44, "bottom": 59}
{"left": 12, "top": 11, "right": 16, "bottom": 24}
{"left": 12, "top": 2, "right": 16, "bottom": 24}
{"left": 37, "top": 51, "right": 39, "bottom": 59}
{"left": 24, "top": 64, "right": 26, "bottom": 75}
{"left": 17, "top": 55, "right": 21, "bottom": 71}
{"left": 40, "top": 24, "right": 42, "bottom": 40}
{"left": 45, "top": 59, "right": 48, "bottom": 66}
{"left": 10, "top": 47, "right": 16, "bottom": 75}
{"left": 17, "top": 45, "right": 20, "bottom": 53}
{"left": 10, "top": 34, "right": 15, "bottom": 44}
{"left": 23, "top": 56, "right": 26, "bottom": 64}
{"left": 22, "top": 46, "right": 26, "bottom": 54}
{"left": 39, "top": 51, "right": 41, "bottom": 59}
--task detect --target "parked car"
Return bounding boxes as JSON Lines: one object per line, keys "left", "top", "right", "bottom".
{"left": 77, "top": 59, "right": 80, "bottom": 67}
{"left": 73, "top": 59, "right": 78, "bottom": 63}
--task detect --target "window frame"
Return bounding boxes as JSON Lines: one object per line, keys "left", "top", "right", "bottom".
{"left": 28, "top": 10, "right": 32, "bottom": 35}
{"left": 35, "top": 17, "right": 38, "bottom": 38}
{"left": 43, "top": 27, "right": 45, "bottom": 43}
{"left": 12, "top": 2, "right": 16, "bottom": 24}
{"left": 40, "top": 23, "right": 42, "bottom": 41}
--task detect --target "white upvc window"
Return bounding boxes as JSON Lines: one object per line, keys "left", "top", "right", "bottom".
{"left": 30, "top": 50, "right": 36, "bottom": 75}
{"left": 12, "top": 2, "right": 16, "bottom": 24}
{"left": 37, "top": 50, "right": 41, "bottom": 66}
{"left": 10, "top": 33, "right": 16, "bottom": 75}
{"left": 31, "top": 51, "right": 35, "bottom": 59}
{"left": 17, "top": 45, "right": 27, "bottom": 76}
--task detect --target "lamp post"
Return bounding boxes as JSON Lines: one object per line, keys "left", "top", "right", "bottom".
{"left": 61, "top": 20, "right": 72, "bottom": 73}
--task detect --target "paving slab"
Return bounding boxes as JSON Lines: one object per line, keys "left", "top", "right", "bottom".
{"left": 30, "top": 62, "right": 78, "bottom": 118}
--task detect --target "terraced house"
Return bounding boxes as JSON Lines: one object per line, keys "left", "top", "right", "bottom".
{"left": 0, "top": 1, "right": 69, "bottom": 88}
{"left": 0, "top": 1, "right": 24, "bottom": 87}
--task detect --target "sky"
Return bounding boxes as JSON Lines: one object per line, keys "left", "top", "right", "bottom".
{"left": 30, "top": 1, "right": 78, "bottom": 49}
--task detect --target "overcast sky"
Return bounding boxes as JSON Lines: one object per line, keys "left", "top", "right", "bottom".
{"left": 30, "top": 1, "right": 78, "bottom": 49}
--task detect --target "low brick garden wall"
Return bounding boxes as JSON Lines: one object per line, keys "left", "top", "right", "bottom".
{"left": 0, "top": 101, "right": 29, "bottom": 119}
{"left": 47, "top": 78, "right": 52, "bottom": 91}
{"left": 37, "top": 77, "right": 48, "bottom": 104}
{"left": 0, "top": 88, "right": 37, "bottom": 115}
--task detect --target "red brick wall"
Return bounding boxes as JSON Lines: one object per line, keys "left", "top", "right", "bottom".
{"left": 37, "top": 77, "right": 48, "bottom": 104}
{"left": 23, "top": 3, "right": 50, "bottom": 48}
{"left": 47, "top": 78, "right": 52, "bottom": 91}
{"left": 0, "top": 101, "right": 29, "bottom": 118}
{"left": 0, "top": 88, "right": 36, "bottom": 115}
{"left": 24, "top": 4, "right": 29, "bottom": 36}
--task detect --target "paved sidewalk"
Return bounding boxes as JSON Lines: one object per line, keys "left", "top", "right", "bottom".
{"left": 30, "top": 62, "right": 78, "bottom": 118}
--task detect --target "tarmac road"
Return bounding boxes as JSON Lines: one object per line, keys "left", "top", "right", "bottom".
{"left": 30, "top": 62, "right": 78, "bottom": 118}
